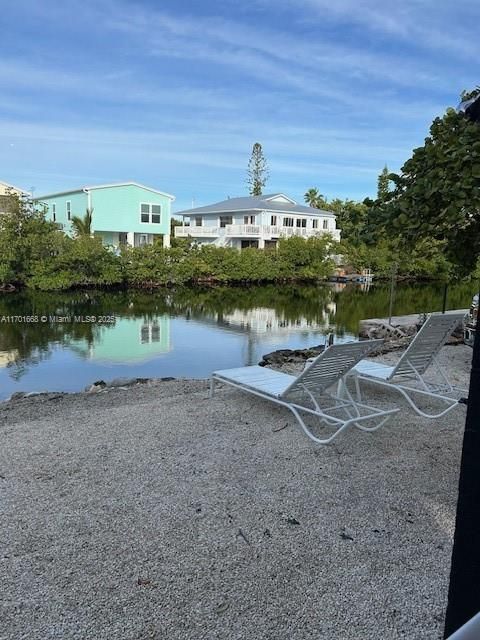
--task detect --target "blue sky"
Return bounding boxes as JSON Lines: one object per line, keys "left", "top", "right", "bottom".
{"left": 0, "top": 0, "right": 478, "bottom": 213}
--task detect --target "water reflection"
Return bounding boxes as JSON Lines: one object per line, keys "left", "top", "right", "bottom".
{"left": 0, "top": 282, "right": 476, "bottom": 397}
{"left": 71, "top": 317, "right": 171, "bottom": 363}
{"left": 0, "top": 349, "right": 17, "bottom": 368}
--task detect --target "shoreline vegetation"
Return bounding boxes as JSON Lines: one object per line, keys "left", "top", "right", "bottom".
{"left": 1, "top": 192, "right": 477, "bottom": 293}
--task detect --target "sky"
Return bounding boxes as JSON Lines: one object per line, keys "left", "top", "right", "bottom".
{"left": 0, "top": 0, "right": 478, "bottom": 213}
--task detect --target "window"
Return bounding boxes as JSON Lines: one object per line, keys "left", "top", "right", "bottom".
{"left": 270, "top": 215, "right": 277, "bottom": 226}
{"left": 296, "top": 218, "right": 307, "bottom": 228}
{"left": 66, "top": 201, "right": 71, "bottom": 220}
{"left": 243, "top": 215, "right": 255, "bottom": 224}
{"left": 194, "top": 216, "right": 203, "bottom": 227}
{"left": 283, "top": 217, "right": 294, "bottom": 227}
{"left": 52, "top": 203, "right": 56, "bottom": 222}
{"left": 141, "top": 322, "right": 161, "bottom": 344}
{"left": 323, "top": 219, "right": 329, "bottom": 229}
{"left": 241, "top": 240, "right": 259, "bottom": 249}
{"left": 151, "top": 323, "right": 160, "bottom": 342}
{"left": 140, "top": 203, "right": 162, "bottom": 224}
{"left": 119, "top": 232, "right": 128, "bottom": 245}
{"left": 141, "top": 325, "right": 150, "bottom": 344}
{"left": 219, "top": 216, "right": 233, "bottom": 228}
{"left": 312, "top": 219, "right": 318, "bottom": 229}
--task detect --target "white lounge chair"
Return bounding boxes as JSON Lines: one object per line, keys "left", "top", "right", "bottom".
{"left": 210, "top": 340, "right": 399, "bottom": 445}
{"left": 347, "top": 312, "right": 466, "bottom": 418}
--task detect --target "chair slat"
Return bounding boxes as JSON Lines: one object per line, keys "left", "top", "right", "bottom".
{"left": 282, "top": 339, "right": 383, "bottom": 398}
{"left": 392, "top": 313, "right": 464, "bottom": 377}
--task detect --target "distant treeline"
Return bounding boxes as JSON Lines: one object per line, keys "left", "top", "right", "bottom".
{"left": 0, "top": 193, "right": 468, "bottom": 292}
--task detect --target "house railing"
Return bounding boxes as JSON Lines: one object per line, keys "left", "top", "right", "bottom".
{"left": 225, "top": 224, "right": 260, "bottom": 236}
{"left": 175, "top": 226, "right": 220, "bottom": 237}
{"left": 174, "top": 225, "right": 341, "bottom": 241}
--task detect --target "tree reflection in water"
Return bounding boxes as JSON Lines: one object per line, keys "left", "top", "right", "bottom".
{"left": 0, "top": 282, "right": 476, "bottom": 380}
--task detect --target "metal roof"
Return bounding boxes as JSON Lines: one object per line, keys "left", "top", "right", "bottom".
{"left": 175, "top": 193, "right": 336, "bottom": 217}
{"left": 36, "top": 181, "right": 175, "bottom": 201}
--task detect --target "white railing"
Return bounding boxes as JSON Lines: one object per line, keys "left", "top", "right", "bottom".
{"left": 278, "top": 227, "right": 309, "bottom": 238}
{"left": 175, "top": 224, "right": 341, "bottom": 241}
{"left": 225, "top": 224, "right": 260, "bottom": 236}
{"left": 175, "top": 226, "right": 220, "bottom": 237}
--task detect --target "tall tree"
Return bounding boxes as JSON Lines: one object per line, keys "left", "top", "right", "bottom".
{"left": 377, "top": 165, "right": 390, "bottom": 201}
{"left": 366, "top": 91, "right": 480, "bottom": 635}
{"left": 0, "top": 192, "right": 63, "bottom": 286}
{"left": 71, "top": 208, "right": 93, "bottom": 237}
{"left": 304, "top": 188, "right": 321, "bottom": 208}
{"left": 379, "top": 95, "right": 480, "bottom": 275}
{"left": 247, "top": 142, "right": 269, "bottom": 196}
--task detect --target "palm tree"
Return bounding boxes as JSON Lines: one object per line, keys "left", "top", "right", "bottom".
{"left": 71, "top": 208, "right": 93, "bottom": 237}
{"left": 304, "top": 188, "right": 324, "bottom": 209}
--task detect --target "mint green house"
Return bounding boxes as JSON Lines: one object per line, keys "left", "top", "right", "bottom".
{"left": 71, "top": 315, "right": 171, "bottom": 363}
{"left": 36, "top": 182, "right": 175, "bottom": 248}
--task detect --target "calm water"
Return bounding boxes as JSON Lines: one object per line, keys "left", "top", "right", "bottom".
{"left": 0, "top": 282, "right": 476, "bottom": 400}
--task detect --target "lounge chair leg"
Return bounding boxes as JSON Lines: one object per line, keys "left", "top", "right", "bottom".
{"left": 209, "top": 377, "right": 215, "bottom": 398}
{"left": 354, "top": 375, "right": 362, "bottom": 402}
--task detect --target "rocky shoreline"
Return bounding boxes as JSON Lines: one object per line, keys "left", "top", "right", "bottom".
{"left": 259, "top": 333, "right": 464, "bottom": 369}
{"left": 4, "top": 329, "right": 467, "bottom": 405}
{"left": 258, "top": 337, "right": 412, "bottom": 368}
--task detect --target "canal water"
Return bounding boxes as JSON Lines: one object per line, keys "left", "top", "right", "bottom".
{"left": 0, "top": 282, "right": 476, "bottom": 400}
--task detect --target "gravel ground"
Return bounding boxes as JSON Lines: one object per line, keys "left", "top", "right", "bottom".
{"left": 0, "top": 345, "right": 473, "bottom": 640}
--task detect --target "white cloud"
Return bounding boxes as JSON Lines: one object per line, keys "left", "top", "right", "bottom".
{"left": 1, "top": 0, "right": 476, "bottom": 202}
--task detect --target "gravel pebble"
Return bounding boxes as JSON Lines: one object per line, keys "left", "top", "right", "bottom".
{"left": 0, "top": 347, "right": 473, "bottom": 639}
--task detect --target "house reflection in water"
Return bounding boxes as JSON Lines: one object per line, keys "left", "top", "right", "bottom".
{"left": 76, "top": 316, "right": 171, "bottom": 363}
{"left": 219, "top": 304, "right": 336, "bottom": 339}
{"left": 196, "top": 303, "right": 337, "bottom": 366}
{"left": 0, "top": 350, "right": 18, "bottom": 368}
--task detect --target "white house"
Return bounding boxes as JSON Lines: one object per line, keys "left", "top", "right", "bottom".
{"left": 174, "top": 193, "right": 341, "bottom": 249}
{"left": 0, "top": 181, "right": 30, "bottom": 215}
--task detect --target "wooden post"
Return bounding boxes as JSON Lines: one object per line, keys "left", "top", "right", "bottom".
{"left": 388, "top": 263, "right": 397, "bottom": 325}
{"left": 442, "top": 282, "right": 448, "bottom": 313}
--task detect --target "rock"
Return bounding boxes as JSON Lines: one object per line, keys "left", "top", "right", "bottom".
{"left": 46, "top": 394, "right": 66, "bottom": 401}
{"left": 160, "top": 376, "right": 175, "bottom": 382}
{"left": 86, "top": 384, "right": 104, "bottom": 393}
{"left": 9, "top": 392, "right": 27, "bottom": 402}
{"left": 85, "top": 380, "right": 106, "bottom": 392}
{"left": 340, "top": 527, "right": 354, "bottom": 541}
{"left": 359, "top": 321, "right": 409, "bottom": 340}
{"left": 260, "top": 349, "right": 294, "bottom": 365}
{"left": 259, "top": 346, "right": 325, "bottom": 367}
{"left": 106, "top": 378, "right": 136, "bottom": 388}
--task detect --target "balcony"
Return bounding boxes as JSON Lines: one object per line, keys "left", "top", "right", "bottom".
{"left": 175, "top": 226, "right": 220, "bottom": 238}
{"left": 174, "top": 225, "right": 340, "bottom": 241}
{"left": 225, "top": 224, "right": 261, "bottom": 237}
